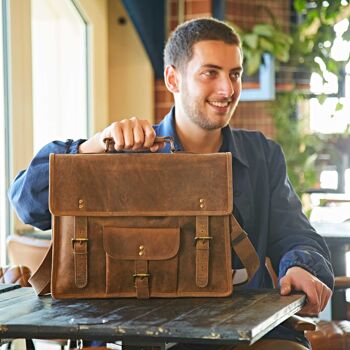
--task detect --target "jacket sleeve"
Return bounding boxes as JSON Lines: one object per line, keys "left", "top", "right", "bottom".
{"left": 266, "top": 140, "right": 334, "bottom": 290}
{"left": 8, "top": 139, "right": 85, "bottom": 230}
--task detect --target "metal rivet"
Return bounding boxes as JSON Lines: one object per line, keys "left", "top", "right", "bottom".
{"left": 200, "top": 204, "right": 205, "bottom": 208}
{"left": 139, "top": 245, "right": 144, "bottom": 250}
{"left": 139, "top": 251, "right": 144, "bottom": 256}
{"left": 78, "top": 199, "right": 84, "bottom": 204}
{"left": 199, "top": 199, "right": 204, "bottom": 203}
{"left": 79, "top": 204, "right": 84, "bottom": 209}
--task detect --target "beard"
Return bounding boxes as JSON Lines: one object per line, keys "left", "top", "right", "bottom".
{"left": 180, "top": 81, "right": 237, "bottom": 131}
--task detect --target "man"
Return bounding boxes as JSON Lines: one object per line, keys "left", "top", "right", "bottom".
{"left": 9, "top": 18, "right": 333, "bottom": 349}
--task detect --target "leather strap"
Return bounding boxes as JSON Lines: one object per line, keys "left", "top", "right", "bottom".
{"left": 134, "top": 260, "right": 150, "bottom": 299}
{"left": 195, "top": 216, "right": 210, "bottom": 288}
{"left": 73, "top": 216, "right": 88, "bottom": 288}
{"left": 29, "top": 243, "right": 52, "bottom": 295}
{"left": 29, "top": 214, "right": 259, "bottom": 296}
{"left": 230, "top": 214, "right": 259, "bottom": 283}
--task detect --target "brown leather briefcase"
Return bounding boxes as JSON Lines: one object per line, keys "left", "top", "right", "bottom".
{"left": 30, "top": 138, "right": 259, "bottom": 299}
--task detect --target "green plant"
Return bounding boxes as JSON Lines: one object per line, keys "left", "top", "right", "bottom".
{"left": 228, "top": 2, "right": 350, "bottom": 199}
{"left": 292, "top": 0, "right": 350, "bottom": 83}
{"left": 229, "top": 22, "right": 293, "bottom": 76}
{"left": 226, "top": 5, "right": 293, "bottom": 77}
{"left": 269, "top": 92, "right": 321, "bottom": 198}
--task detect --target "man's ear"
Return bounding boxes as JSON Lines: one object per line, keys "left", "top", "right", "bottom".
{"left": 164, "top": 65, "right": 180, "bottom": 93}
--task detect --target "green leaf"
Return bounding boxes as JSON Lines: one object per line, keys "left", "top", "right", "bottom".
{"left": 335, "top": 102, "right": 344, "bottom": 112}
{"left": 343, "top": 29, "right": 350, "bottom": 42}
{"left": 244, "top": 33, "right": 258, "bottom": 49}
{"left": 294, "top": 0, "right": 307, "bottom": 14}
{"left": 274, "top": 46, "right": 290, "bottom": 62}
{"left": 253, "top": 24, "right": 274, "bottom": 37}
{"left": 325, "top": 58, "right": 341, "bottom": 75}
{"left": 245, "top": 51, "right": 262, "bottom": 76}
{"left": 273, "top": 32, "right": 293, "bottom": 45}
{"left": 317, "top": 94, "right": 327, "bottom": 105}
{"left": 258, "top": 37, "right": 274, "bottom": 52}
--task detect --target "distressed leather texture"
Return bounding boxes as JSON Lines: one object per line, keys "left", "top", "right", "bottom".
{"left": 30, "top": 152, "right": 259, "bottom": 299}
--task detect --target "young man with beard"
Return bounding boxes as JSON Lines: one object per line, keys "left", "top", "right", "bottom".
{"left": 9, "top": 18, "right": 333, "bottom": 350}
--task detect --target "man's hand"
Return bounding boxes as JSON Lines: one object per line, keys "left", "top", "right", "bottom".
{"left": 280, "top": 266, "right": 332, "bottom": 316}
{"left": 79, "top": 117, "right": 164, "bottom": 153}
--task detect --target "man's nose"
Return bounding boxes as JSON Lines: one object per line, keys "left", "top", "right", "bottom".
{"left": 217, "top": 75, "right": 234, "bottom": 97}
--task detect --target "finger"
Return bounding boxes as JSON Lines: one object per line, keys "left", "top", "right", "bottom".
{"left": 109, "top": 122, "right": 125, "bottom": 151}
{"left": 301, "top": 283, "right": 320, "bottom": 315}
{"left": 149, "top": 144, "right": 160, "bottom": 152}
{"left": 297, "top": 307, "right": 319, "bottom": 317}
{"left": 157, "top": 141, "right": 166, "bottom": 150}
{"left": 121, "top": 120, "right": 134, "bottom": 149}
{"left": 279, "top": 276, "right": 292, "bottom": 295}
{"left": 131, "top": 119, "right": 145, "bottom": 150}
{"left": 320, "top": 285, "right": 332, "bottom": 312}
{"left": 142, "top": 122, "right": 156, "bottom": 148}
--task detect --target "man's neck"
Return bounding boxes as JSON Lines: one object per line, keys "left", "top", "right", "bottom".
{"left": 174, "top": 114, "right": 223, "bottom": 154}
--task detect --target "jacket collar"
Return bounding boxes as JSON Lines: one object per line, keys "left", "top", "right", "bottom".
{"left": 156, "top": 106, "right": 249, "bottom": 168}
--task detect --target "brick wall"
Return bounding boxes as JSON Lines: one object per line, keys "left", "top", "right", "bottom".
{"left": 226, "top": 0, "right": 290, "bottom": 138}
{"left": 155, "top": 0, "right": 213, "bottom": 124}
{"left": 154, "top": 0, "right": 290, "bottom": 139}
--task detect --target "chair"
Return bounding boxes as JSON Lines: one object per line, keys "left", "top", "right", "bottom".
{"left": 7, "top": 233, "right": 50, "bottom": 273}
{"left": 0, "top": 265, "right": 31, "bottom": 286}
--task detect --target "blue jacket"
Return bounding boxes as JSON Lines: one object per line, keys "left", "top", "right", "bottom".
{"left": 8, "top": 108, "right": 333, "bottom": 348}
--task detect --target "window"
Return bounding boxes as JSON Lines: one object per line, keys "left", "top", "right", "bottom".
{"left": 31, "top": 0, "right": 89, "bottom": 153}
{"left": 0, "top": 1, "right": 9, "bottom": 265}
{"left": 309, "top": 19, "right": 350, "bottom": 134}
{"left": 309, "top": 19, "right": 350, "bottom": 193}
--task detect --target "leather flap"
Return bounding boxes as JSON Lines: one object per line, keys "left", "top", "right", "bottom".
{"left": 49, "top": 152, "right": 232, "bottom": 216}
{"left": 103, "top": 227, "right": 180, "bottom": 260}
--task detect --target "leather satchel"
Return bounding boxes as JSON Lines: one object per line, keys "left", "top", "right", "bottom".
{"left": 30, "top": 137, "right": 259, "bottom": 299}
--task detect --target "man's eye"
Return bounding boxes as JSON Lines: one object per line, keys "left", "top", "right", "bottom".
{"left": 231, "top": 71, "right": 242, "bottom": 79}
{"left": 202, "top": 70, "right": 217, "bottom": 77}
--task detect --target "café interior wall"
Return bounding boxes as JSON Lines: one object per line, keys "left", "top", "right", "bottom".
{"left": 108, "top": 0, "right": 154, "bottom": 124}
{"left": 8, "top": 0, "right": 35, "bottom": 234}
{"left": 78, "top": 0, "right": 109, "bottom": 134}
{"left": 8, "top": 0, "right": 109, "bottom": 233}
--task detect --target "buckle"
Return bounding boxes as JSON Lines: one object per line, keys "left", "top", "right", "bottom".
{"left": 71, "top": 238, "right": 89, "bottom": 249}
{"left": 133, "top": 273, "right": 150, "bottom": 282}
{"left": 194, "top": 236, "right": 213, "bottom": 244}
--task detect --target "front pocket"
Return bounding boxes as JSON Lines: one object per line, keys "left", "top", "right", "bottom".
{"left": 103, "top": 226, "right": 180, "bottom": 296}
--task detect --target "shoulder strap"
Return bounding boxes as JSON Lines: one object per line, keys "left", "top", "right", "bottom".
{"left": 29, "top": 244, "right": 52, "bottom": 295}
{"left": 230, "top": 214, "right": 260, "bottom": 284}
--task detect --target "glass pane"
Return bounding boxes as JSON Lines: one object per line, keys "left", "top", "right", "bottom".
{"left": 309, "top": 96, "right": 350, "bottom": 134}
{"left": 309, "top": 19, "right": 350, "bottom": 135}
{"left": 320, "top": 170, "right": 338, "bottom": 190}
{"left": 345, "top": 169, "right": 350, "bottom": 194}
{"left": 0, "top": 2, "right": 7, "bottom": 265}
{"left": 31, "top": 0, "right": 88, "bottom": 153}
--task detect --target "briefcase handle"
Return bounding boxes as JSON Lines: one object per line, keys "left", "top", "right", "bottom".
{"left": 103, "top": 136, "right": 176, "bottom": 153}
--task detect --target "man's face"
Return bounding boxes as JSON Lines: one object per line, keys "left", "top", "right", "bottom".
{"left": 177, "top": 40, "right": 243, "bottom": 130}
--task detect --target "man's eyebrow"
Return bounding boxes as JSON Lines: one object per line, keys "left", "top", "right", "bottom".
{"left": 201, "top": 64, "right": 243, "bottom": 71}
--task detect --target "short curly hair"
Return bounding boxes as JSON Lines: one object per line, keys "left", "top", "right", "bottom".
{"left": 164, "top": 18, "right": 241, "bottom": 71}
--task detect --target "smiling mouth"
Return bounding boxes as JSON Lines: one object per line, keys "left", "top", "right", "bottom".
{"left": 208, "top": 100, "right": 231, "bottom": 108}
